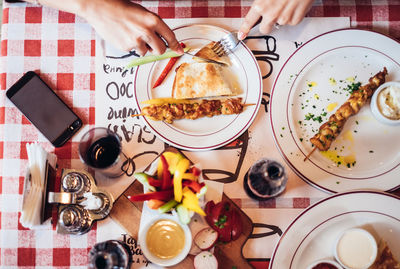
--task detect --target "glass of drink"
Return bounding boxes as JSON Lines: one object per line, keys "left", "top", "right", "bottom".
{"left": 79, "top": 127, "right": 125, "bottom": 178}
{"left": 88, "top": 240, "right": 131, "bottom": 269}
{"left": 243, "top": 158, "right": 287, "bottom": 200}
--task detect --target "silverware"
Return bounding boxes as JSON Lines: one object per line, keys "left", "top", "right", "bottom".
{"left": 183, "top": 52, "right": 226, "bottom": 65}
{"left": 212, "top": 31, "right": 240, "bottom": 57}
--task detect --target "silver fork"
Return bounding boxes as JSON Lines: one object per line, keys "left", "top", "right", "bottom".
{"left": 212, "top": 31, "right": 240, "bottom": 57}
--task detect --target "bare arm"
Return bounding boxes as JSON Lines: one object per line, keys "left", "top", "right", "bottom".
{"left": 24, "top": 0, "right": 182, "bottom": 55}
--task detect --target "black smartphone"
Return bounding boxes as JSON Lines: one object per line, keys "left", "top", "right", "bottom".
{"left": 6, "top": 71, "right": 82, "bottom": 147}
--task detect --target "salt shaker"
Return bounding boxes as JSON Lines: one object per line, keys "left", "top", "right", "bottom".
{"left": 243, "top": 158, "right": 288, "bottom": 200}
{"left": 58, "top": 206, "right": 93, "bottom": 235}
{"left": 61, "top": 171, "right": 91, "bottom": 197}
{"left": 49, "top": 169, "right": 114, "bottom": 235}
{"left": 88, "top": 240, "right": 131, "bottom": 269}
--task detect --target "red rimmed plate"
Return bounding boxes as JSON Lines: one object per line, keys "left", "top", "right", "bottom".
{"left": 269, "top": 190, "right": 400, "bottom": 268}
{"left": 134, "top": 24, "right": 262, "bottom": 151}
{"left": 270, "top": 29, "right": 400, "bottom": 193}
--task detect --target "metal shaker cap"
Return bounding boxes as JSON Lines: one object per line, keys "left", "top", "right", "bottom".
{"left": 59, "top": 206, "right": 80, "bottom": 229}
{"left": 57, "top": 206, "right": 93, "bottom": 235}
{"left": 62, "top": 172, "right": 91, "bottom": 194}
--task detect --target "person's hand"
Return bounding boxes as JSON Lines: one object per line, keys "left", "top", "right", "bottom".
{"left": 238, "top": 0, "right": 315, "bottom": 40}
{"left": 81, "top": 0, "right": 183, "bottom": 55}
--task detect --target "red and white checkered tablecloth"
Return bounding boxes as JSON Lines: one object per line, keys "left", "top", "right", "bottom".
{"left": 1, "top": 0, "right": 400, "bottom": 268}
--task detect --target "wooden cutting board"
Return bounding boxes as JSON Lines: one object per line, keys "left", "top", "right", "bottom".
{"left": 109, "top": 147, "right": 254, "bottom": 268}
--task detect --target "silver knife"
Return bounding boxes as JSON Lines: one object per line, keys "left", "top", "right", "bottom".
{"left": 183, "top": 52, "right": 226, "bottom": 65}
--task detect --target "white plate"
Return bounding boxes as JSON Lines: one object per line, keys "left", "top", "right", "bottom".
{"left": 270, "top": 29, "right": 400, "bottom": 193}
{"left": 269, "top": 191, "right": 400, "bottom": 269}
{"left": 134, "top": 24, "right": 262, "bottom": 151}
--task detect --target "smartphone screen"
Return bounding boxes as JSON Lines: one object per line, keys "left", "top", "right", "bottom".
{"left": 6, "top": 71, "right": 82, "bottom": 147}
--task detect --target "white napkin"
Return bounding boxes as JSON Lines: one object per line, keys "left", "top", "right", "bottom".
{"left": 20, "top": 143, "right": 57, "bottom": 229}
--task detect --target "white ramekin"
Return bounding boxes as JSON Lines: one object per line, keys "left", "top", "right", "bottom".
{"left": 334, "top": 228, "right": 377, "bottom": 269}
{"left": 370, "top": 81, "right": 400, "bottom": 126}
{"left": 138, "top": 213, "right": 192, "bottom": 267}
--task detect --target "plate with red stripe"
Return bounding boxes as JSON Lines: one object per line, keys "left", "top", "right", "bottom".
{"left": 269, "top": 191, "right": 400, "bottom": 268}
{"left": 134, "top": 24, "right": 262, "bottom": 151}
{"left": 270, "top": 28, "right": 400, "bottom": 193}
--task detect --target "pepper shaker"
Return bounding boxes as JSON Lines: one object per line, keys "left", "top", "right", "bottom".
{"left": 58, "top": 206, "right": 93, "bottom": 235}
{"left": 243, "top": 158, "right": 288, "bottom": 200}
{"left": 61, "top": 171, "right": 91, "bottom": 197}
{"left": 48, "top": 169, "right": 114, "bottom": 235}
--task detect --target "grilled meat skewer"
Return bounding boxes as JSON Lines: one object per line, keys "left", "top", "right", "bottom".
{"left": 309, "top": 67, "right": 388, "bottom": 152}
{"left": 134, "top": 98, "right": 246, "bottom": 123}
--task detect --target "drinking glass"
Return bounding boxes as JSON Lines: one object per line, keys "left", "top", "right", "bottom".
{"left": 243, "top": 158, "right": 288, "bottom": 200}
{"left": 79, "top": 127, "right": 125, "bottom": 178}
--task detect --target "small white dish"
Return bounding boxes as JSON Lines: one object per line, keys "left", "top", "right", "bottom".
{"left": 334, "top": 228, "right": 377, "bottom": 269}
{"left": 138, "top": 213, "right": 192, "bottom": 267}
{"left": 370, "top": 81, "right": 400, "bottom": 126}
{"left": 307, "top": 259, "right": 343, "bottom": 269}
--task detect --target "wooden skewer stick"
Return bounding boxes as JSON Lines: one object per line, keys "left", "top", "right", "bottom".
{"left": 244, "top": 103, "right": 256, "bottom": 107}
{"left": 303, "top": 147, "right": 316, "bottom": 162}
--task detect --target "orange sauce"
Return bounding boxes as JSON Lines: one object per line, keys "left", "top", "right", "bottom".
{"left": 146, "top": 219, "right": 185, "bottom": 259}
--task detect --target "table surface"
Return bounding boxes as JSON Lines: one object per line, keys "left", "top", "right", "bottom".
{"left": 1, "top": 0, "right": 400, "bottom": 268}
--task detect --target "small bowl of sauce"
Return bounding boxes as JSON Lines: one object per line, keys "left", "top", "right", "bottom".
{"left": 139, "top": 214, "right": 192, "bottom": 267}
{"left": 371, "top": 81, "right": 400, "bottom": 125}
{"left": 334, "top": 228, "right": 377, "bottom": 269}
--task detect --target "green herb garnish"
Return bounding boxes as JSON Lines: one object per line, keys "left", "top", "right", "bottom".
{"left": 343, "top": 82, "right": 361, "bottom": 94}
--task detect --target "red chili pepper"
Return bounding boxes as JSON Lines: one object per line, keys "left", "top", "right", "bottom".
{"left": 152, "top": 43, "right": 186, "bottom": 89}
{"left": 182, "top": 180, "right": 204, "bottom": 193}
{"left": 127, "top": 189, "right": 174, "bottom": 202}
{"left": 160, "top": 154, "right": 172, "bottom": 190}
{"left": 148, "top": 176, "right": 162, "bottom": 188}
